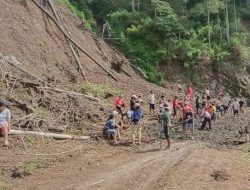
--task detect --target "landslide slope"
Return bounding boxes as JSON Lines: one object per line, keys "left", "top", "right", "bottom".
{"left": 0, "top": 0, "right": 173, "bottom": 134}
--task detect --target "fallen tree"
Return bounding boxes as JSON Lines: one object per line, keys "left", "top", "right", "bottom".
{"left": 39, "top": 87, "right": 100, "bottom": 102}
{"left": 32, "top": 0, "right": 119, "bottom": 82}
{"left": 9, "top": 129, "right": 90, "bottom": 141}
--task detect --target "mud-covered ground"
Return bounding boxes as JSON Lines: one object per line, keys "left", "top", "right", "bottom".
{"left": 0, "top": 110, "right": 249, "bottom": 190}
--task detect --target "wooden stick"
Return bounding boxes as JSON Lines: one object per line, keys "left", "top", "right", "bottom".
{"left": 47, "top": 0, "right": 87, "bottom": 82}
{"left": 32, "top": 0, "right": 118, "bottom": 81}
{"left": 9, "top": 129, "right": 90, "bottom": 141}
{"left": 39, "top": 87, "right": 100, "bottom": 102}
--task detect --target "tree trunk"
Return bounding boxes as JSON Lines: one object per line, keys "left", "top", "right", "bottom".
{"left": 206, "top": 0, "right": 211, "bottom": 46}
{"left": 218, "top": 13, "right": 223, "bottom": 41}
{"left": 247, "top": 0, "right": 250, "bottom": 7}
{"left": 224, "top": 0, "right": 230, "bottom": 43}
{"left": 9, "top": 129, "right": 90, "bottom": 141}
{"left": 233, "top": 0, "right": 238, "bottom": 33}
{"left": 131, "top": 0, "right": 136, "bottom": 12}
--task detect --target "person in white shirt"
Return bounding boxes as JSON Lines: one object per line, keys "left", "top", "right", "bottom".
{"left": 232, "top": 99, "right": 240, "bottom": 116}
{"left": 149, "top": 91, "right": 155, "bottom": 115}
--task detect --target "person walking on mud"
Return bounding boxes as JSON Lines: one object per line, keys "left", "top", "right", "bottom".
{"left": 199, "top": 109, "right": 212, "bottom": 131}
{"left": 131, "top": 103, "right": 143, "bottom": 146}
{"left": 159, "top": 105, "right": 171, "bottom": 149}
{"left": 232, "top": 99, "right": 240, "bottom": 117}
{"left": 239, "top": 97, "right": 245, "bottom": 114}
{"left": 0, "top": 101, "right": 11, "bottom": 146}
{"left": 149, "top": 91, "right": 155, "bottom": 115}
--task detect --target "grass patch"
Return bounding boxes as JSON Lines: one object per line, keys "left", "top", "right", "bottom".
{"left": 23, "top": 162, "right": 41, "bottom": 174}
{"left": 81, "top": 83, "right": 122, "bottom": 98}
{"left": 0, "top": 187, "right": 8, "bottom": 190}
{"left": 35, "top": 107, "right": 49, "bottom": 118}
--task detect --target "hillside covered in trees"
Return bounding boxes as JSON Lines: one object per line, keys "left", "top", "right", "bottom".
{"left": 61, "top": 0, "right": 250, "bottom": 96}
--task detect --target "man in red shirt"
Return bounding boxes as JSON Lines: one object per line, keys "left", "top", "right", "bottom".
{"left": 115, "top": 96, "right": 125, "bottom": 119}
{"left": 172, "top": 96, "right": 179, "bottom": 118}
{"left": 187, "top": 85, "right": 193, "bottom": 100}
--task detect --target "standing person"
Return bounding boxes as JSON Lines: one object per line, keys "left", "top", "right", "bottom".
{"left": 173, "top": 96, "right": 179, "bottom": 118}
{"left": 149, "top": 91, "right": 155, "bottom": 115}
{"left": 232, "top": 99, "right": 240, "bottom": 116}
{"left": 0, "top": 101, "right": 11, "bottom": 146}
{"left": 131, "top": 104, "right": 143, "bottom": 146}
{"left": 115, "top": 96, "right": 125, "bottom": 119}
{"left": 130, "top": 95, "right": 137, "bottom": 110}
{"left": 187, "top": 85, "right": 193, "bottom": 100}
{"left": 137, "top": 95, "right": 144, "bottom": 105}
{"left": 199, "top": 109, "right": 212, "bottom": 130}
{"left": 184, "top": 107, "right": 194, "bottom": 137}
{"left": 195, "top": 96, "right": 201, "bottom": 114}
{"left": 160, "top": 105, "right": 171, "bottom": 149}
{"left": 205, "top": 87, "right": 210, "bottom": 99}
{"left": 159, "top": 95, "right": 166, "bottom": 113}
{"left": 239, "top": 98, "right": 245, "bottom": 114}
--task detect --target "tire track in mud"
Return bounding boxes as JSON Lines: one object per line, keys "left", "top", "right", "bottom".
{"left": 72, "top": 142, "right": 200, "bottom": 190}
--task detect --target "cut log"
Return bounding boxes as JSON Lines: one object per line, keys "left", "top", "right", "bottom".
{"left": 39, "top": 87, "right": 100, "bottom": 102}
{"left": 32, "top": 0, "right": 118, "bottom": 82}
{"left": 9, "top": 129, "right": 90, "bottom": 141}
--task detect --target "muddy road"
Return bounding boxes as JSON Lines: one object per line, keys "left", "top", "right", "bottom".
{"left": 1, "top": 111, "right": 250, "bottom": 190}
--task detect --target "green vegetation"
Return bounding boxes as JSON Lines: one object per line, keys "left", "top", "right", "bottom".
{"left": 23, "top": 162, "right": 41, "bottom": 174}
{"left": 64, "top": 0, "right": 250, "bottom": 86}
{"left": 81, "top": 83, "right": 122, "bottom": 98}
{"left": 0, "top": 187, "right": 8, "bottom": 190}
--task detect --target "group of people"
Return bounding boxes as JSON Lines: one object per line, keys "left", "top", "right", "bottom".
{"left": 102, "top": 84, "right": 247, "bottom": 149}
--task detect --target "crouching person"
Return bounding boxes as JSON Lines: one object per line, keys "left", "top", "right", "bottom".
{"left": 103, "top": 112, "right": 121, "bottom": 144}
{"left": 0, "top": 101, "right": 11, "bottom": 146}
{"left": 131, "top": 104, "right": 143, "bottom": 146}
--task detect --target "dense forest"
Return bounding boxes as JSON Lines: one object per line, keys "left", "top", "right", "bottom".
{"left": 60, "top": 0, "right": 250, "bottom": 86}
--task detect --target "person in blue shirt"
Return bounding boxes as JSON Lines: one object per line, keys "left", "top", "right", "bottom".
{"left": 0, "top": 101, "right": 11, "bottom": 146}
{"left": 131, "top": 103, "right": 143, "bottom": 146}
{"left": 103, "top": 112, "right": 121, "bottom": 143}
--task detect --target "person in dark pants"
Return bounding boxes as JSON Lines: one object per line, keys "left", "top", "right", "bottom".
{"left": 195, "top": 96, "right": 201, "bottom": 114}
{"left": 199, "top": 110, "right": 212, "bottom": 130}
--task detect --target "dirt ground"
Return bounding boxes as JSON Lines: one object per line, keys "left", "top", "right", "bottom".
{"left": 1, "top": 111, "right": 250, "bottom": 190}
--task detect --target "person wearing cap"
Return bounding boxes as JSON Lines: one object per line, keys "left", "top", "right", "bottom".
{"left": 160, "top": 104, "right": 171, "bottom": 149}
{"left": 0, "top": 101, "right": 11, "bottom": 146}
{"left": 130, "top": 95, "right": 137, "bottom": 110}
{"left": 103, "top": 112, "right": 121, "bottom": 144}
{"left": 131, "top": 103, "right": 143, "bottom": 146}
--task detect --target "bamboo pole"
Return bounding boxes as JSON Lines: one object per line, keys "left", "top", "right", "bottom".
{"left": 47, "top": 0, "right": 87, "bottom": 82}
{"left": 32, "top": 0, "right": 118, "bottom": 81}
{"left": 39, "top": 87, "right": 100, "bottom": 102}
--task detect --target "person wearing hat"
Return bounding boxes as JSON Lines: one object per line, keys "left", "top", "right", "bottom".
{"left": 0, "top": 101, "right": 11, "bottom": 146}
{"left": 130, "top": 95, "right": 137, "bottom": 110}
{"left": 131, "top": 103, "right": 143, "bottom": 146}
{"left": 160, "top": 104, "right": 171, "bottom": 149}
